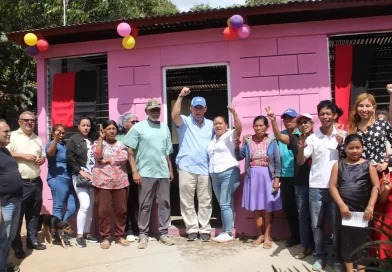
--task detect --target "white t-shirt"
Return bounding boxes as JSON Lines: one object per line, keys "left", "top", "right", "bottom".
{"left": 304, "top": 127, "right": 340, "bottom": 188}
{"left": 207, "top": 129, "right": 239, "bottom": 173}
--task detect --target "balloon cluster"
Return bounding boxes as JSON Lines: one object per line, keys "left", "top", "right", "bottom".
{"left": 24, "top": 33, "right": 50, "bottom": 56}
{"left": 223, "top": 15, "right": 251, "bottom": 41}
{"left": 117, "top": 22, "right": 138, "bottom": 50}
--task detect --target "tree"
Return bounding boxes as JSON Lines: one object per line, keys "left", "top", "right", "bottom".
{"left": 246, "top": 0, "right": 292, "bottom": 5}
{"left": 190, "top": 3, "right": 214, "bottom": 12}
{"left": 0, "top": 0, "right": 179, "bottom": 124}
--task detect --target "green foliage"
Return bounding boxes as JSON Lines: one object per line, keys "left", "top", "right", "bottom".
{"left": 189, "top": 3, "right": 214, "bottom": 12}
{"left": 0, "top": 0, "right": 179, "bottom": 122}
{"left": 245, "top": 0, "right": 295, "bottom": 5}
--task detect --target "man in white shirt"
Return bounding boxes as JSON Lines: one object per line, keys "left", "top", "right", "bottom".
{"left": 298, "top": 101, "right": 344, "bottom": 272}
{"left": 7, "top": 111, "right": 46, "bottom": 259}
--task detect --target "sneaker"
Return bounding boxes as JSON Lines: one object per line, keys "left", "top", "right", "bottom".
{"left": 84, "top": 234, "right": 98, "bottom": 243}
{"left": 333, "top": 263, "right": 344, "bottom": 272}
{"left": 7, "top": 266, "right": 20, "bottom": 272}
{"left": 213, "top": 232, "right": 233, "bottom": 243}
{"left": 187, "top": 233, "right": 198, "bottom": 241}
{"left": 126, "top": 234, "right": 136, "bottom": 242}
{"left": 159, "top": 235, "right": 175, "bottom": 246}
{"left": 138, "top": 236, "right": 148, "bottom": 249}
{"left": 312, "top": 260, "right": 325, "bottom": 271}
{"left": 75, "top": 237, "right": 87, "bottom": 248}
{"left": 200, "top": 233, "right": 210, "bottom": 242}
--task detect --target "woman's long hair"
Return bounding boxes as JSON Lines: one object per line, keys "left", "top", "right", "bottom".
{"left": 348, "top": 93, "right": 376, "bottom": 134}
{"left": 78, "top": 115, "right": 97, "bottom": 142}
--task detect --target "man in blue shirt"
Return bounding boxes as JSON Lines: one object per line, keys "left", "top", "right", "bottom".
{"left": 171, "top": 87, "right": 214, "bottom": 242}
{"left": 278, "top": 108, "right": 301, "bottom": 247}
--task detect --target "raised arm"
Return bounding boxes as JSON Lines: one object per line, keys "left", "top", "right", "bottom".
{"left": 297, "top": 134, "right": 309, "bottom": 166}
{"left": 46, "top": 132, "right": 60, "bottom": 157}
{"left": 228, "top": 105, "right": 242, "bottom": 139}
{"left": 265, "top": 106, "right": 289, "bottom": 145}
{"left": 171, "top": 87, "right": 190, "bottom": 127}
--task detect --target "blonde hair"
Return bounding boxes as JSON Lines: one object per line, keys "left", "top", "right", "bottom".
{"left": 348, "top": 93, "right": 376, "bottom": 134}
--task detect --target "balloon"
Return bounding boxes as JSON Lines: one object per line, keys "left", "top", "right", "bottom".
{"left": 238, "top": 24, "right": 251, "bottom": 39}
{"left": 36, "top": 39, "right": 49, "bottom": 52}
{"left": 227, "top": 18, "right": 231, "bottom": 27}
{"left": 131, "top": 26, "right": 139, "bottom": 37}
{"left": 223, "top": 27, "right": 237, "bottom": 41}
{"left": 229, "top": 15, "right": 244, "bottom": 29}
{"left": 24, "top": 33, "right": 38, "bottom": 46}
{"left": 117, "top": 22, "right": 131, "bottom": 37}
{"left": 27, "top": 46, "right": 39, "bottom": 56}
{"left": 122, "top": 35, "right": 136, "bottom": 49}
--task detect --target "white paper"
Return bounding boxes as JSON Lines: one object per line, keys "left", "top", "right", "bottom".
{"left": 341, "top": 212, "right": 368, "bottom": 228}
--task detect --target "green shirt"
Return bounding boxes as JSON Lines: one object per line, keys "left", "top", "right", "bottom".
{"left": 123, "top": 120, "right": 173, "bottom": 178}
{"left": 278, "top": 129, "right": 301, "bottom": 178}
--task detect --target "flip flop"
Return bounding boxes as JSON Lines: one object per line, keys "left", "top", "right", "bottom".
{"left": 252, "top": 235, "right": 265, "bottom": 247}
{"left": 263, "top": 237, "right": 272, "bottom": 249}
{"left": 295, "top": 248, "right": 312, "bottom": 259}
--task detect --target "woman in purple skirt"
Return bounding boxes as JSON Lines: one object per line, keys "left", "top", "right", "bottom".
{"left": 236, "top": 116, "right": 282, "bottom": 249}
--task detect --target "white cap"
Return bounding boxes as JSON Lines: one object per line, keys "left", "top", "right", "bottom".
{"left": 296, "top": 113, "right": 313, "bottom": 121}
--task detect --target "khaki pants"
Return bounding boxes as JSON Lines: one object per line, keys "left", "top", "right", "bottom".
{"left": 179, "top": 169, "right": 212, "bottom": 234}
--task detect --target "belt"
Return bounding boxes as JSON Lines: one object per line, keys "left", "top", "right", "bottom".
{"left": 22, "top": 177, "right": 39, "bottom": 183}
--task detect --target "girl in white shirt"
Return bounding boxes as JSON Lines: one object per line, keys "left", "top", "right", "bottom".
{"left": 207, "top": 106, "right": 242, "bottom": 243}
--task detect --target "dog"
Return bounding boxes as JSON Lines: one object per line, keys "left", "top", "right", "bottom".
{"left": 38, "top": 214, "right": 73, "bottom": 248}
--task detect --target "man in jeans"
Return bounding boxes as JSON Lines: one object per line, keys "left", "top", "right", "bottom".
{"left": 171, "top": 87, "right": 214, "bottom": 242}
{"left": 298, "top": 100, "right": 344, "bottom": 271}
{"left": 124, "top": 100, "right": 174, "bottom": 249}
{"left": 278, "top": 109, "right": 301, "bottom": 247}
{"left": 8, "top": 111, "right": 46, "bottom": 259}
{"left": 0, "top": 119, "right": 23, "bottom": 272}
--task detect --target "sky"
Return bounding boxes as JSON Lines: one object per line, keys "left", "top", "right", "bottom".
{"left": 171, "top": 0, "right": 247, "bottom": 12}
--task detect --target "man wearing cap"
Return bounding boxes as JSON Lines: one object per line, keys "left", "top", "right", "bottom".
{"left": 171, "top": 87, "right": 214, "bottom": 242}
{"left": 277, "top": 108, "right": 301, "bottom": 247}
{"left": 123, "top": 99, "right": 174, "bottom": 249}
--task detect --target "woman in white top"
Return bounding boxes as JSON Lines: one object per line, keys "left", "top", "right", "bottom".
{"left": 207, "top": 106, "right": 242, "bottom": 243}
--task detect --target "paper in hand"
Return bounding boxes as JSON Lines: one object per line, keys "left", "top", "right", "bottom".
{"left": 342, "top": 212, "right": 368, "bottom": 228}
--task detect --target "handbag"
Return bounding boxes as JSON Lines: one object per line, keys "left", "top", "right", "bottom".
{"left": 76, "top": 174, "right": 92, "bottom": 188}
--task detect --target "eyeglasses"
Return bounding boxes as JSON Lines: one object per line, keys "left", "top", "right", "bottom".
{"left": 20, "top": 119, "right": 35, "bottom": 123}
{"left": 298, "top": 120, "right": 311, "bottom": 125}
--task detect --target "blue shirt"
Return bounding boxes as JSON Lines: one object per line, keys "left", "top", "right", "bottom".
{"left": 45, "top": 141, "right": 70, "bottom": 180}
{"left": 175, "top": 115, "right": 214, "bottom": 175}
{"left": 278, "top": 129, "right": 300, "bottom": 178}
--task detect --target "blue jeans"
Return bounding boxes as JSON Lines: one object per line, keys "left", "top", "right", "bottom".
{"left": 0, "top": 202, "right": 21, "bottom": 272}
{"left": 48, "top": 177, "right": 78, "bottom": 222}
{"left": 210, "top": 167, "right": 240, "bottom": 233}
{"left": 295, "top": 185, "right": 313, "bottom": 249}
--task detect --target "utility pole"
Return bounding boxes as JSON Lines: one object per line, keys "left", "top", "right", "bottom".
{"left": 63, "top": 0, "right": 67, "bottom": 26}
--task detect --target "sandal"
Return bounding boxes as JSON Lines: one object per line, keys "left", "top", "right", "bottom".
{"left": 116, "top": 237, "right": 130, "bottom": 247}
{"left": 263, "top": 237, "right": 272, "bottom": 249}
{"left": 100, "top": 239, "right": 110, "bottom": 249}
{"left": 252, "top": 235, "right": 265, "bottom": 247}
{"left": 295, "top": 248, "right": 312, "bottom": 259}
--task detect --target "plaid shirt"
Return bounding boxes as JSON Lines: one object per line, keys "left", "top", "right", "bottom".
{"left": 92, "top": 140, "right": 129, "bottom": 189}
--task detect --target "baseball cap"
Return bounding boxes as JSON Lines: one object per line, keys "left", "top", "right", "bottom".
{"left": 191, "top": 97, "right": 207, "bottom": 107}
{"left": 282, "top": 108, "right": 298, "bottom": 118}
{"left": 296, "top": 113, "right": 313, "bottom": 122}
{"left": 145, "top": 99, "right": 161, "bottom": 110}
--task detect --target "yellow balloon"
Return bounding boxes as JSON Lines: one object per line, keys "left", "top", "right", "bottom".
{"left": 122, "top": 35, "right": 135, "bottom": 50}
{"left": 24, "top": 33, "right": 38, "bottom": 46}
{"left": 227, "top": 18, "right": 231, "bottom": 27}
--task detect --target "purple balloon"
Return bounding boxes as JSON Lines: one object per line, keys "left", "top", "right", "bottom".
{"left": 229, "top": 15, "right": 244, "bottom": 29}
{"left": 27, "top": 46, "right": 39, "bottom": 56}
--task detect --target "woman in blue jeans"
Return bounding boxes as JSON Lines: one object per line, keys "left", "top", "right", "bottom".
{"left": 207, "top": 106, "right": 242, "bottom": 243}
{"left": 45, "top": 124, "right": 77, "bottom": 239}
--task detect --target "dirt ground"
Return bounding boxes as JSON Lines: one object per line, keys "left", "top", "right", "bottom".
{"left": 9, "top": 236, "right": 336, "bottom": 272}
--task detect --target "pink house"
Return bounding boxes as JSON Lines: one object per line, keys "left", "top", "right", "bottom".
{"left": 7, "top": 0, "right": 392, "bottom": 237}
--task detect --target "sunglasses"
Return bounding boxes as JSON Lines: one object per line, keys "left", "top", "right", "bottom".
{"left": 20, "top": 119, "right": 35, "bottom": 123}
{"left": 298, "top": 120, "right": 311, "bottom": 125}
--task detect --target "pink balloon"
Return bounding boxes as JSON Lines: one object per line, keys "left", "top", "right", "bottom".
{"left": 238, "top": 24, "right": 251, "bottom": 39}
{"left": 117, "top": 22, "right": 131, "bottom": 37}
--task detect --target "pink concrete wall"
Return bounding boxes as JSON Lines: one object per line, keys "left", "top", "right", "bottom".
{"left": 34, "top": 15, "right": 392, "bottom": 236}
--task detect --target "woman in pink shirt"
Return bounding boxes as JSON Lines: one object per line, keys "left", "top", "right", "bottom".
{"left": 92, "top": 120, "right": 130, "bottom": 249}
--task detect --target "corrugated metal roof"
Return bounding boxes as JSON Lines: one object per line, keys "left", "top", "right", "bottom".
{"left": 6, "top": 0, "right": 381, "bottom": 34}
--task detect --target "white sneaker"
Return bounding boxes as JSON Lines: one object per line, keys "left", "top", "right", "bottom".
{"left": 213, "top": 232, "right": 233, "bottom": 243}
{"left": 126, "top": 234, "right": 136, "bottom": 242}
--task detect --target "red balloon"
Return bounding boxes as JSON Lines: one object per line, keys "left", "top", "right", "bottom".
{"left": 36, "top": 39, "right": 49, "bottom": 52}
{"left": 223, "top": 27, "right": 237, "bottom": 41}
{"left": 131, "top": 26, "right": 139, "bottom": 37}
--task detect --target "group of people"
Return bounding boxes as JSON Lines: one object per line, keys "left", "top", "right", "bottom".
{"left": 1, "top": 84, "right": 392, "bottom": 272}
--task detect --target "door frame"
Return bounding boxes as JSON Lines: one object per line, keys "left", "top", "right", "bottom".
{"left": 162, "top": 62, "right": 232, "bottom": 125}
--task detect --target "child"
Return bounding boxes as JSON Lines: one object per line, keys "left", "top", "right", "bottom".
{"left": 329, "top": 134, "right": 380, "bottom": 272}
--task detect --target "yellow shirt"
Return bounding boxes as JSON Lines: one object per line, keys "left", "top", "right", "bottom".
{"left": 6, "top": 128, "right": 45, "bottom": 179}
